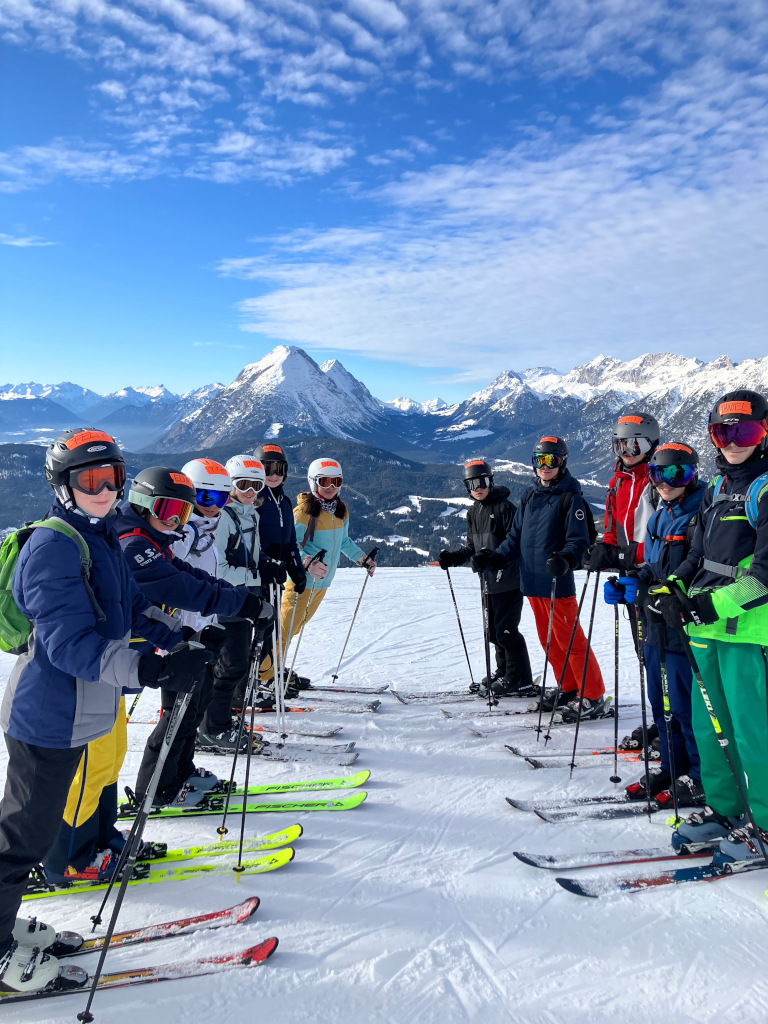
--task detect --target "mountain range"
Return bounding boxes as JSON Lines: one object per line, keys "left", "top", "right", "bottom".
{"left": 1, "top": 347, "right": 765, "bottom": 478}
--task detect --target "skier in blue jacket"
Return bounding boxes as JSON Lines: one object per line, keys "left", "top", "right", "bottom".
{"left": 0, "top": 429, "right": 212, "bottom": 995}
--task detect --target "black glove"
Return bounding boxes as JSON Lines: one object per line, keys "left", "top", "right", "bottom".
{"left": 438, "top": 549, "right": 465, "bottom": 570}
{"left": 196, "top": 623, "right": 227, "bottom": 654}
{"left": 646, "top": 583, "right": 718, "bottom": 629}
{"left": 287, "top": 562, "right": 307, "bottom": 595}
{"left": 545, "top": 552, "right": 571, "bottom": 577}
{"left": 585, "top": 542, "right": 620, "bottom": 572}
{"left": 260, "top": 557, "right": 287, "bottom": 586}
{"left": 239, "top": 592, "right": 276, "bottom": 637}
{"left": 138, "top": 645, "right": 214, "bottom": 693}
{"left": 470, "top": 548, "right": 505, "bottom": 574}
{"left": 180, "top": 625, "right": 197, "bottom": 642}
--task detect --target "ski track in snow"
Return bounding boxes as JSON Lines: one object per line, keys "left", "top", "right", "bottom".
{"left": 0, "top": 568, "right": 764, "bottom": 1024}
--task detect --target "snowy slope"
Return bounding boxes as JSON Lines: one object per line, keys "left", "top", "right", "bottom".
{"left": 1, "top": 568, "right": 765, "bottom": 1024}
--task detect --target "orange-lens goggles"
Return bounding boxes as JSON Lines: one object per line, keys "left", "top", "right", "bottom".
{"left": 317, "top": 476, "right": 343, "bottom": 488}
{"left": 71, "top": 463, "right": 126, "bottom": 495}
{"left": 152, "top": 496, "right": 193, "bottom": 526}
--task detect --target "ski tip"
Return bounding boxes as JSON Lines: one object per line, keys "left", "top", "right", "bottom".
{"left": 525, "top": 758, "right": 547, "bottom": 770}
{"left": 504, "top": 745, "right": 523, "bottom": 756}
{"left": 354, "top": 770, "right": 371, "bottom": 785}
{"left": 243, "top": 936, "right": 280, "bottom": 964}
{"left": 440, "top": 708, "right": 453, "bottom": 718}
{"left": 555, "top": 876, "right": 596, "bottom": 898}
{"left": 505, "top": 797, "right": 527, "bottom": 811}
{"left": 513, "top": 852, "right": 546, "bottom": 868}
{"left": 241, "top": 896, "right": 262, "bottom": 918}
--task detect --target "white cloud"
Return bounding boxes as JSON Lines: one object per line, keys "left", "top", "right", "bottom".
{"left": 0, "top": 232, "right": 55, "bottom": 246}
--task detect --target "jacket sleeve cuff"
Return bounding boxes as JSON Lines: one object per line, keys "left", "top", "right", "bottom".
{"left": 712, "top": 586, "right": 743, "bottom": 620}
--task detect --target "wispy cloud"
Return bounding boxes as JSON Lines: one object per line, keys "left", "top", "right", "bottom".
{"left": 0, "top": 232, "right": 55, "bottom": 247}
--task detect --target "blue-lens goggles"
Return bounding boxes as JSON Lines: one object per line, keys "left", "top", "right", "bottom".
{"left": 648, "top": 463, "right": 697, "bottom": 488}
{"left": 196, "top": 488, "right": 229, "bottom": 509}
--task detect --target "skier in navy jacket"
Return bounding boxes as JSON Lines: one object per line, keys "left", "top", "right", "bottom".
{"left": 0, "top": 430, "right": 211, "bottom": 996}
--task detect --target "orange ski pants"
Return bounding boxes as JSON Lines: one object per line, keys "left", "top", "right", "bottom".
{"left": 527, "top": 595, "right": 605, "bottom": 700}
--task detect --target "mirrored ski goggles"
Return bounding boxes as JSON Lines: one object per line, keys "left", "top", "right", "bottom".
{"left": 196, "top": 488, "right": 229, "bottom": 509}
{"left": 316, "top": 476, "right": 343, "bottom": 488}
{"left": 532, "top": 453, "right": 564, "bottom": 469}
{"left": 149, "top": 496, "right": 193, "bottom": 526}
{"left": 262, "top": 462, "right": 287, "bottom": 477}
{"left": 70, "top": 463, "right": 126, "bottom": 495}
{"left": 648, "top": 463, "right": 697, "bottom": 488}
{"left": 464, "top": 476, "right": 491, "bottom": 492}
{"left": 708, "top": 420, "right": 767, "bottom": 449}
{"left": 233, "top": 478, "right": 265, "bottom": 494}
{"left": 612, "top": 436, "right": 653, "bottom": 458}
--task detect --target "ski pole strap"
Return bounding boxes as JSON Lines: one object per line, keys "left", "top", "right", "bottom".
{"left": 701, "top": 558, "right": 741, "bottom": 579}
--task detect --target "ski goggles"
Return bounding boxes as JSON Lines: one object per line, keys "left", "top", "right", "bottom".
{"left": 262, "top": 462, "right": 287, "bottom": 477}
{"left": 233, "top": 478, "right": 265, "bottom": 494}
{"left": 151, "top": 496, "right": 193, "bottom": 527}
{"left": 612, "top": 436, "right": 653, "bottom": 458}
{"left": 196, "top": 488, "right": 229, "bottom": 509}
{"left": 648, "top": 463, "right": 697, "bottom": 488}
{"left": 708, "top": 420, "right": 767, "bottom": 449}
{"left": 532, "top": 453, "right": 564, "bottom": 469}
{"left": 70, "top": 463, "right": 126, "bottom": 495}
{"left": 316, "top": 476, "right": 343, "bottom": 489}
{"left": 464, "top": 476, "right": 491, "bottom": 492}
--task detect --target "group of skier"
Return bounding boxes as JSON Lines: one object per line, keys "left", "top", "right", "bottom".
{"left": 0, "top": 433, "right": 372, "bottom": 994}
{"left": 440, "top": 387, "right": 768, "bottom": 868}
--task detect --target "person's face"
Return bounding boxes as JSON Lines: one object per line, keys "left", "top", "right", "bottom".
{"left": 654, "top": 482, "right": 686, "bottom": 502}
{"left": 622, "top": 452, "right": 645, "bottom": 467}
{"left": 148, "top": 514, "right": 179, "bottom": 533}
{"left": 195, "top": 503, "right": 220, "bottom": 519}
{"left": 234, "top": 485, "right": 257, "bottom": 505}
{"left": 72, "top": 488, "right": 117, "bottom": 518}
{"left": 721, "top": 442, "right": 757, "bottom": 465}
{"left": 265, "top": 472, "right": 284, "bottom": 489}
{"left": 535, "top": 466, "right": 558, "bottom": 484}
{"left": 470, "top": 484, "right": 490, "bottom": 500}
{"left": 317, "top": 481, "right": 341, "bottom": 501}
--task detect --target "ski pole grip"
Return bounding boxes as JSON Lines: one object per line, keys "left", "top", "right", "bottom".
{"left": 367, "top": 547, "right": 379, "bottom": 561}
{"left": 310, "top": 548, "right": 327, "bottom": 565}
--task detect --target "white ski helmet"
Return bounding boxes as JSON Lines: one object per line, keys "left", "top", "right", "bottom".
{"left": 181, "top": 458, "right": 232, "bottom": 492}
{"left": 226, "top": 455, "right": 266, "bottom": 492}
{"left": 308, "top": 457, "right": 343, "bottom": 496}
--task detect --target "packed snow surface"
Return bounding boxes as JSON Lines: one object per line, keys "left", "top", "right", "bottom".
{"left": 0, "top": 568, "right": 764, "bottom": 1024}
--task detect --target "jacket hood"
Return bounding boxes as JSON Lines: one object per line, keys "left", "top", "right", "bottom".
{"left": 715, "top": 450, "right": 768, "bottom": 487}
{"left": 532, "top": 468, "right": 580, "bottom": 496}
{"left": 479, "top": 485, "right": 510, "bottom": 505}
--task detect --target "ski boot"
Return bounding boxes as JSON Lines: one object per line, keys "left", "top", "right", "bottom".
{"left": 108, "top": 829, "right": 167, "bottom": 862}
{"left": 625, "top": 765, "right": 672, "bottom": 801}
{"left": 649, "top": 735, "right": 662, "bottom": 761}
{"left": 560, "top": 695, "right": 608, "bottom": 723}
{"left": 12, "top": 917, "right": 83, "bottom": 957}
{"left": 527, "top": 688, "right": 577, "bottom": 714}
{"left": 655, "top": 775, "right": 706, "bottom": 811}
{"left": 470, "top": 669, "right": 503, "bottom": 695}
{"left": 714, "top": 822, "right": 768, "bottom": 871}
{"left": 671, "top": 805, "right": 746, "bottom": 855}
{"left": 186, "top": 766, "right": 222, "bottom": 791}
{"left": 43, "top": 849, "right": 151, "bottom": 887}
{"left": 284, "top": 669, "right": 312, "bottom": 690}
{"left": 196, "top": 721, "right": 253, "bottom": 755}
{"left": 618, "top": 721, "right": 659, "bottom": 752}
{"left": 0, "top": 939, "right": 87, "bottom": 995}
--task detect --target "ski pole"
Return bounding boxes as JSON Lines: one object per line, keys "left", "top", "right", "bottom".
{"left": 234, "top": 635, "right": 268, "bottom": 878}
{"left": 287, "top": 549, "right": 326, "bottom": 684}
{"left": 535, "top": 577, "right": 557, "bottom": 741}
{"left": 479, "top": 574, "right": 497, "bottom": 713}
{"left": 544, "top": 571, "right": 591, "bottom": 743}
{"left": 627, "top": 606, "right": 653, "bottom": 819}
{"left": 273, "top": 583, "right": 286, "bottom": 746}
{"left": 568, "top": 572, "right": 601, "bottom": 776}
{"left": 445, "top": 567, "right": 476, "bottom": 690}
{"left": 656, "top": 622, "right": 680, "bottom": 825}
{"left": 676, "top": 623, "right": 768, "bottom": 863}
{"left": 610, "top": 601, "right": 621, "bottom": 784}
{"left": 216, "top": 628, "right": 264, "bottom": 841}
{"left": 77, "top": 647, "right": 206, "bottom": 1023}
{"left": 330, "top": 547, "right": 379, "bottom": 683}
{"left": 125, "top": 691, "right": 142, "bottom": 723}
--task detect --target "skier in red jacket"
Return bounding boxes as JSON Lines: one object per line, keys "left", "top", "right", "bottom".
{"left": 587, "top": 412, "right": 659, "bottom": 572}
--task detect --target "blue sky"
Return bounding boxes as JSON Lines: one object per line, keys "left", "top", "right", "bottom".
{"left": 1, "top": 1, "right": 766, "bottom": 404}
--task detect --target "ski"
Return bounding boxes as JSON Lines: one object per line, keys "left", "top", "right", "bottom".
{"left": 507, "top": 795, "right": 632, "bottom": 813}
{"left": 66, "top": 897, "right": 261, "bottom": 956}
{"left": 305, "top": 683, "right": 389, "bottom": 694}
{"left": 250, "top": 723, "right": 343, "bottom": 739}
{"left": 117, "top": 789, "right": 367, "bottom": 822}
{"left": 0, "top": 938, "right": 279, "bottom": 1005}
{"left": 290, "top": 699, "right": 381, "bottom": 713}
{"left": 254, "top": 738, "right": 356, "bottom": 754}
{"left": 555, "top": 858, "right": 768, "bottom": 897}
{"left": 536, "top": 803, "right": 660, "bottom": 823}
{"left": 392, "top": 690, "right": 477, "bottom": 705}
{"left": 505, "top": 743, "right": 644, "bottom": 761}
{"left": 513, "top": 846, "right": 713, "bottom": 872}
{"left": 251, "top": 747, "right": 358, "bottom": 767}
{"left": 23, "top": 848, "right": 295, "bottom": 902}
{"left": 137, "top": 826, "right": 303, "bottom": 866}
{"left": 521, "top": 754, "right": 641, "bottom": 770}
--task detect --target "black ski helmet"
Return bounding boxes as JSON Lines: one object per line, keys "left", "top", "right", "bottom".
{"left": 462, "top": 458, "right": 493, "bottom": 492}
{"left": 45, "top": 428, "right": 125, "bottom": 511}
{"left": 532, "top": 436, "right": 568, "bottom": 479}
{"left": 708, "top": 390, "right": 768, "bottom": 452}
{"left": 128, "top": 467, "right": 197, "bottom": 522}
{"left": 649, "top": 442, "right": 699, "bottom": 492}
{"left": 612, "top": 411, "right": 659, "bottom": 461}
{"left": 254, "top": 443, "right": 288, "bottom": 475}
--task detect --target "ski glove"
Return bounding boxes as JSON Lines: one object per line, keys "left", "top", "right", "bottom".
{"left": 603, "top": 576, "right": 638, "bottom": 605}
{"left": 470, "top": 548, "right": 505, "bottom": 573}
{"left": 286, "top": 562, "right": 307, "bottom": 595}
{"left": 584, "top": 542, "right": 620, "bottom": 572}
{"left": 358, "top": 554, "right": 377, "bottom": 577}
{"left": 240, "top": 591, "right": 275, "bottom": 628}
{"left": 545, "top": 552, "right": 571, "bottom": 577}
{"left": 260, "top": 557, "right": 288, "bottom": 586}
{"left": 138, "top": 645, "right": 214, "bottom": 693}
{"left": 646, "top": 582, "right": 718, "bottom": 629}
{"left": 438, "top": 549, "right": 465, "bottom": 570}
{"left": 196, "top": 623, "right": 227, "bottom": 654}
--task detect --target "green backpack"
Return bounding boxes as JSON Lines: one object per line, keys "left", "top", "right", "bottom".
{"left": 0, "top": 517, "right": 105, "bottom": 654}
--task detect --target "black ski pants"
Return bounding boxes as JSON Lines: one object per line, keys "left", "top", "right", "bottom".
{"left": 0, "top": 735, "right": 84, "bottom": 946}
{"left": 201, "top": 617, "right": 253, "bottom": 734}
{"left": 488, "top": 589, "right": 533, "bottom": 687}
